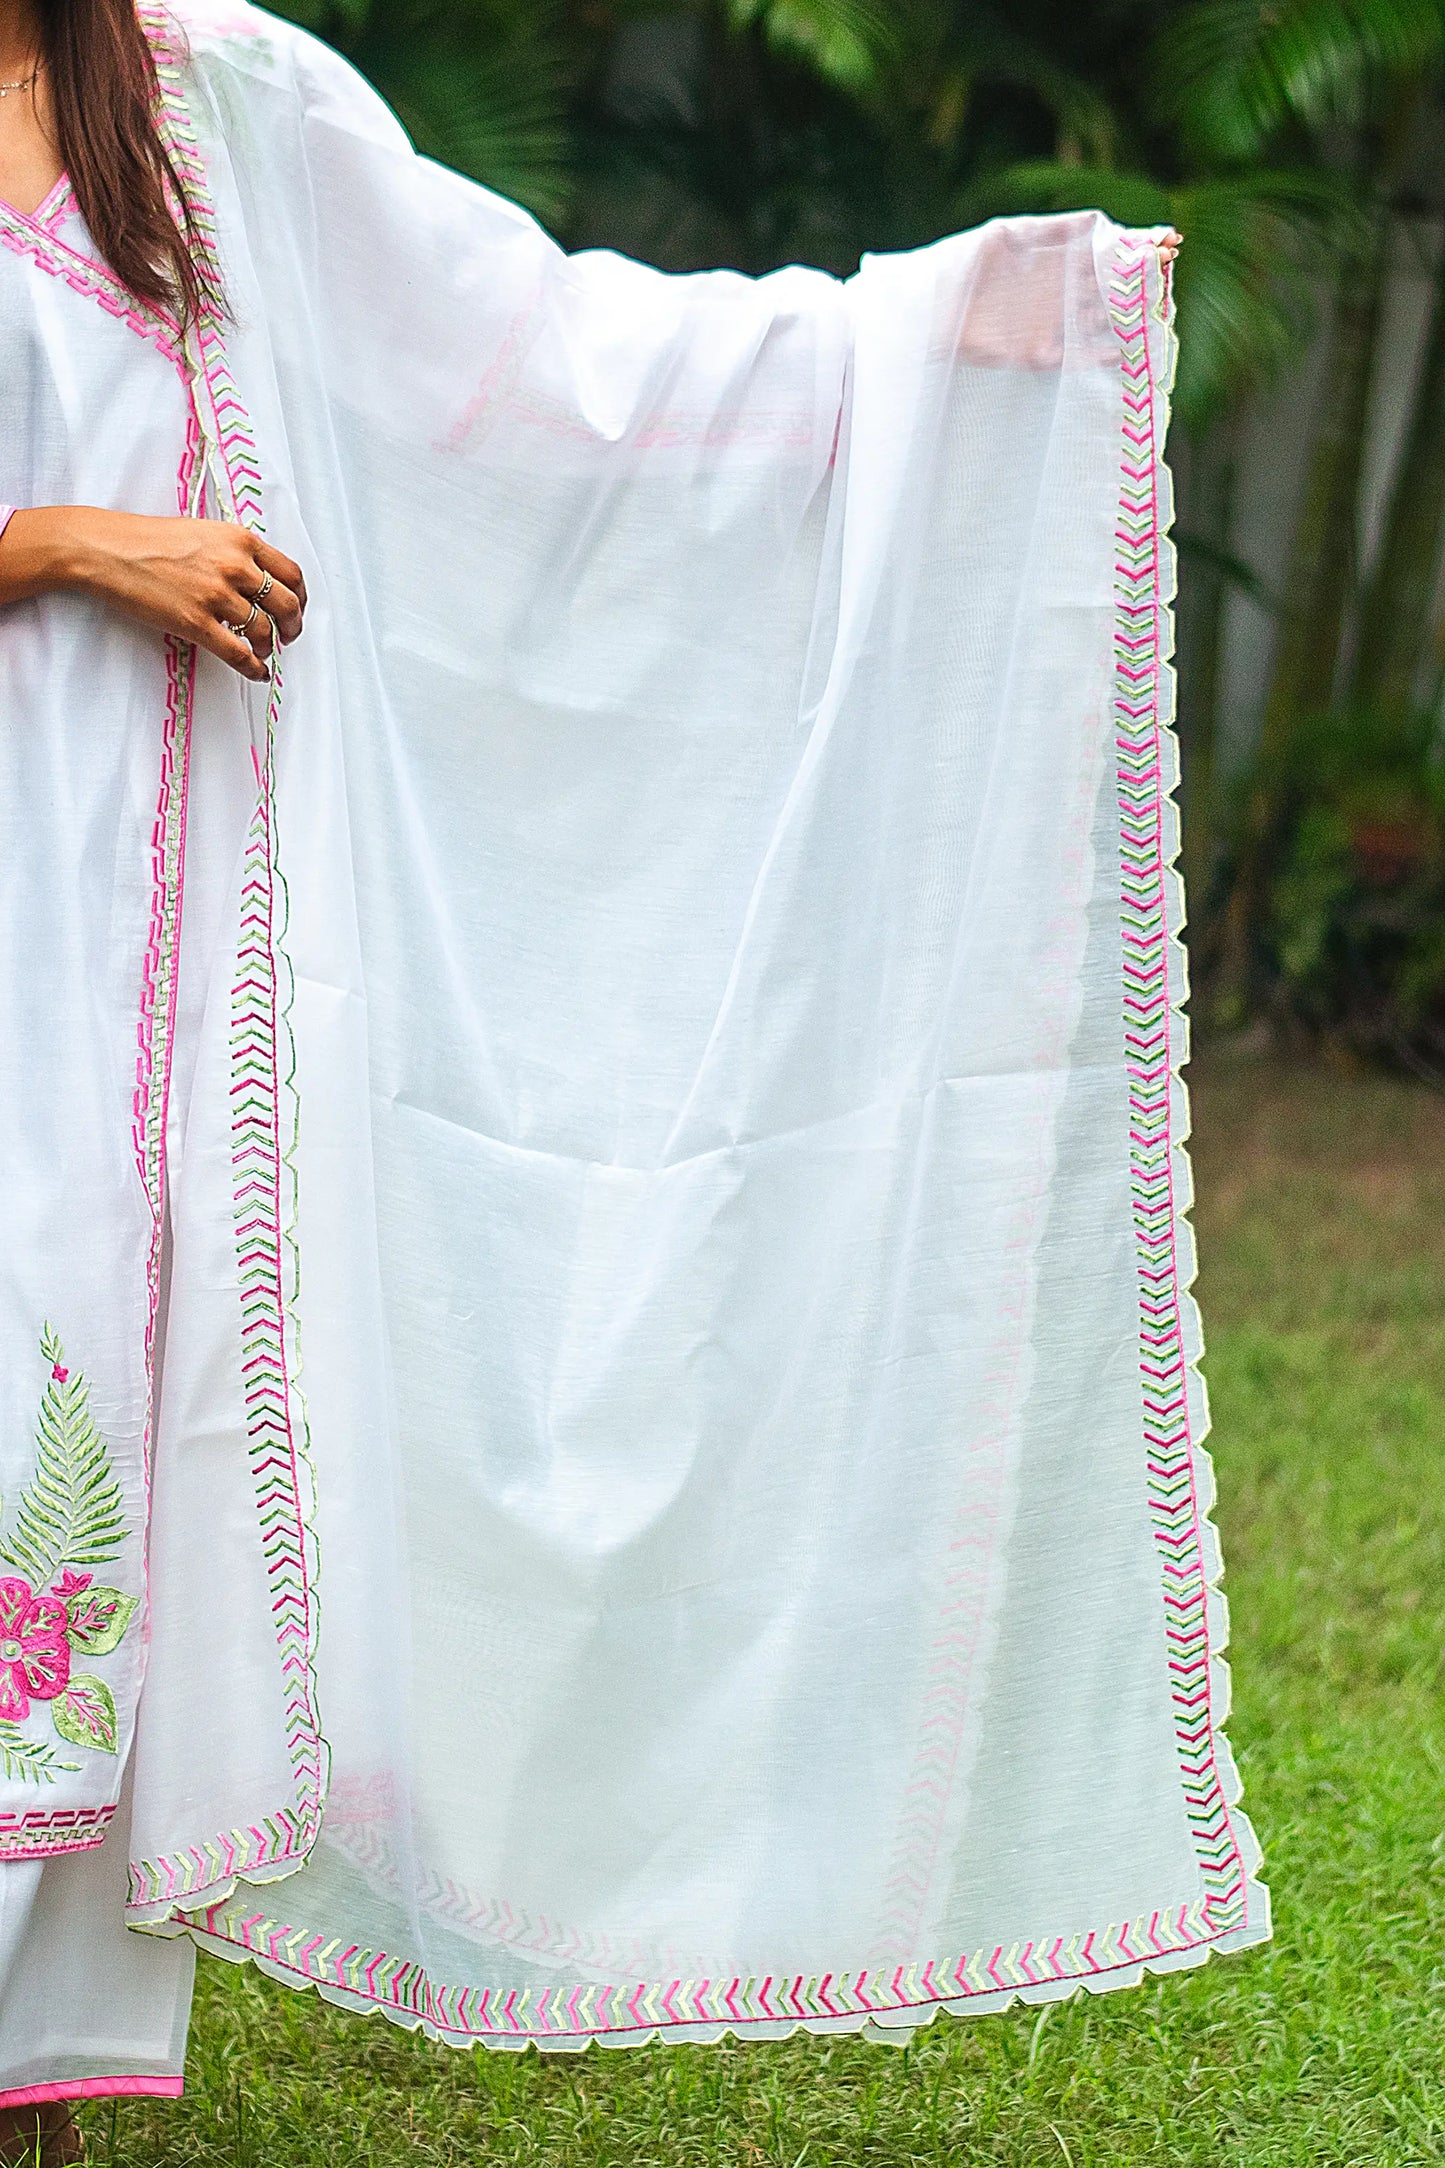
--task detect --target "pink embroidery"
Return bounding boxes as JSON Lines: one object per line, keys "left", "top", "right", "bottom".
{"left": 0, "top": 1802, "right": 113, "bottom": 1857}
{"left": 0, "top": 1580, "right": 71, "bottom": 1720}
{"left": 32, "top": 173, "right": 75, "bottom": 237}
{"left": 0, "top": 2077, "right": 184, "bottom": 2110}
{"left": 180, "top": 1888, "right": 1232, "bottom": 2043}
{"left": 125, "top": 4, "right": 328, "bottom": 1917}
{"left": 1105, "top": 242, "right": 1252, "bottom": 1934}
{"left": 0, "top": 204, "right": 183, "bottom": 365}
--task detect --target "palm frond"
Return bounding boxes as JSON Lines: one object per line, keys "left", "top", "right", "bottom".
{"left": 728, "top": 0, "right": 901, "bottom": 94}
{"left": 955, "top": 159, "right": 1169, "bottom": 230}
{"left": 1155, "top": 0, "right": 1445, "bottom": 161}
{"left": 1170, "top": 168, "right": 1365, "bottom": 419}
{"left": 954, "top": 162, "right": 1360, "bottom": 424}
{"left": 374, "top": 49, "right": 571, "bottom": 220}
{"left": 951, "top": 18, "right": 1122, "bottom": 169}
{"left": 291, "top": 0, "right": 577, "bottom": 222}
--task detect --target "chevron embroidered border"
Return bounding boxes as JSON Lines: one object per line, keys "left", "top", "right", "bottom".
{"left": 179, "top": 1894, "right": 1221, "bottom": 2044}
{"left": 127, "top": 15, "right": 329, "bottom": 1916}
{"left": 1105, "top": 244, "right": 1251, "bottom": 1937}
{"left": 141, "top": 6, "right": 267, "bottom": 530}
{"left": 128, "top": 690, "right": 327, "bottom": 1917}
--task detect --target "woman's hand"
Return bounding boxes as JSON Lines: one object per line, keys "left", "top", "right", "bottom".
{"left": 0, "top": 507, "right": 306, "bottom": 682}
{"left": 1158, "top": 228, "right": 1182, "bottom": 268}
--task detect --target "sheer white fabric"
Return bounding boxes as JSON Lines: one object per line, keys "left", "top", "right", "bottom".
{"left": 0, "top": 0, "right": 1266, "bottom": 2063}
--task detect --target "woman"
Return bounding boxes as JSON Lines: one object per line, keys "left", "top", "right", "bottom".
{"left": 0, "top": 0, "right": 1232, "bottom": 2160}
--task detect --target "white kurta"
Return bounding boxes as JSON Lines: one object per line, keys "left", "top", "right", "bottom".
{"left": 0, "top": 0, "right": 1266, "bottom": 2082}
{"left": 0, "top": 181, "right": 196, "bottom": 2098}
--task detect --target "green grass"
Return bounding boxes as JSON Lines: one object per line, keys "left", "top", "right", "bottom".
{"left": 88, "top": 1057, "right": 1445, "bottom": 2166}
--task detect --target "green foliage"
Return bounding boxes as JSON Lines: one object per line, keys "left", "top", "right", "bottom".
{"left": 727, "top": 0, "right": 901, "bottom": 92}
{"left": 959, "top": 160, "right": 1361, "bottom": 421}
{"left": 1255, "top": 704, "right": 1445, "bottom": 1060}
{"left": 1156, "top": 0, "right": 1445, "bottom": 161}
{"left": 0, "top": 1329, "right": 126, "bottom": 1592}
{"left": 268, "top": 0, "right": 573, "bottom": 220}
{"left": 268, "top": 0, "right": 1445, "bottom": 1041}
{"left": 930, "top": 11, "right": 1123, "bottom": 170}
{"left": 1167, "top": 169, "right": 1364, "bottom": 419}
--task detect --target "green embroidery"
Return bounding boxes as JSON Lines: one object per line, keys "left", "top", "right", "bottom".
{"left": 0, "top": 1723, "right": 79, "bottom": 1783}
{"left": 51, "top": 1673, "right": 119, "bottom": 1754}
{"left": 63, "top": 1585, "right": 137, "bottom": 1656}
{"left": 0, "top": 1329, "right": 134, "bottom": 1780}
{"left": 0, "top": 1324, "right": 126, "bottom": 1587}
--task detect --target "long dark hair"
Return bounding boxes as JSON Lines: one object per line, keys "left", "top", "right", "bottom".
{"left": 41, "top": 0, "right": 218, "bottom": 327}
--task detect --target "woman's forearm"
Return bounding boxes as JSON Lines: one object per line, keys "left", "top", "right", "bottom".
{"left": 0, "top": 504, "right": 100, "bottom": 608}
{"left": 0, "top": 504, "right": 307, "bottom": 679}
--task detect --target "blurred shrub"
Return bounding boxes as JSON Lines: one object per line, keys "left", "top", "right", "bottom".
{"left": 1258, "top": 703, "right": 1445, "bottom": 1070}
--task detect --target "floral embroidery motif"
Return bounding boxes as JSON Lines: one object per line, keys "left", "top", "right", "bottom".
{"left": 0, "top": 1578, "right": 71, "bottom": 1716}
{"left": 0, "top": 1328, "right": 135, "bottom": 1782}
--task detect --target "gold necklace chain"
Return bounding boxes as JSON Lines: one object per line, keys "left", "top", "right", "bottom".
{"left": 0, "top": 60, "right": 41, "bottom": 98}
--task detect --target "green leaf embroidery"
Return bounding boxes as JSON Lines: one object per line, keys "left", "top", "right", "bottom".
{"left": 51, "top": 1673, "right": 118, "bottom": 1755}
{"left": 62, "top": 1586, "right": 137, "bottom": 1658}
{"left": 0, "top": 1327, "right": 126, "bottom": 1590}
{"left": 0, "top": 1720, "right": 80, "bottom": 1784}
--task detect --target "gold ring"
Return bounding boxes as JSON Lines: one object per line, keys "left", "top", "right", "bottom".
{"left": 253, "top": 571, "right": 274, "bottom": 605}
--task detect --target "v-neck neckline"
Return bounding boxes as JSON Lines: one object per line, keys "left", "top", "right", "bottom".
{"left": 0, "top": 170, "right": 71, "bottom": 230}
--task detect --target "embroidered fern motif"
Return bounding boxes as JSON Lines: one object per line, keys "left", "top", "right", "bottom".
{"left": 0, "top": 1327, "right": 133, "bottom": 1788}
{"left": 0, "top": 1325, "right": 126, "bottom": 1590}
{"left": 0, "top": 1721, "right": 79, "bottom": 1784}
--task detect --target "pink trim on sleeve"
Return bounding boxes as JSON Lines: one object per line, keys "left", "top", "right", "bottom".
{"left": 0, "top": 506, "right": 15, "bottom": 542}
{"left": 0, "top": 2076, "right": 184, "bottom": 2109}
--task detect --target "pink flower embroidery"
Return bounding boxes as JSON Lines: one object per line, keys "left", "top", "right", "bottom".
{"left": 0, "top": 1576, "right": 71, "bottom": 1720}
{"left": 53, "top": 1569, "right": 93, "bottom": 1598}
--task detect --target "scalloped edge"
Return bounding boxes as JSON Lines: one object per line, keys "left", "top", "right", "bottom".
{"left": 1102, "top": 227, "right": 1267, "bottom": 1944}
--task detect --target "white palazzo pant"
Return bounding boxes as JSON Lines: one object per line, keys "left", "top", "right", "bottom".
{"left": 0, "top": 1774, "right": 194, "bottom": 2110}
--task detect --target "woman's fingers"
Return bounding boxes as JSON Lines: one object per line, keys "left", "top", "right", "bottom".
{"left": 243, "top": 607, "right": 276, "bottom": 663}
{"left": 239, "top": 565, "right": 302, "bottom": 644}
{"left": 260, "top": 577, "right": 302, "bottom": 644}
{"left": 194, "top": 610, "right": 270, "bottom": 682}
{"left": 253, "top": 538, "right": 308, "bottom": 626}
{"left": 215, "top": 583, "right": 278, "bottom": 667}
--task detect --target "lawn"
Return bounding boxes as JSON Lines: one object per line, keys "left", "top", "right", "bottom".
{"left": 90, "top": 1056, "right": 1445, "bottom": 2166}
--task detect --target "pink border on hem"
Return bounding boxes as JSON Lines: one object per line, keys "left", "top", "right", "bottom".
{"left": 0, "top": 2076, "right": 183, "bottom": 2108}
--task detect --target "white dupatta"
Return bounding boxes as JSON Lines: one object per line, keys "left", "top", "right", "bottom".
{"left": 0, "top": 0, "right": 1267, "bottom": 2048}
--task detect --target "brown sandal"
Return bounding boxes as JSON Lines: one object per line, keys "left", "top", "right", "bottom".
{"left": 0, "top": 2104, "right": 84, "bottom": 2167}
